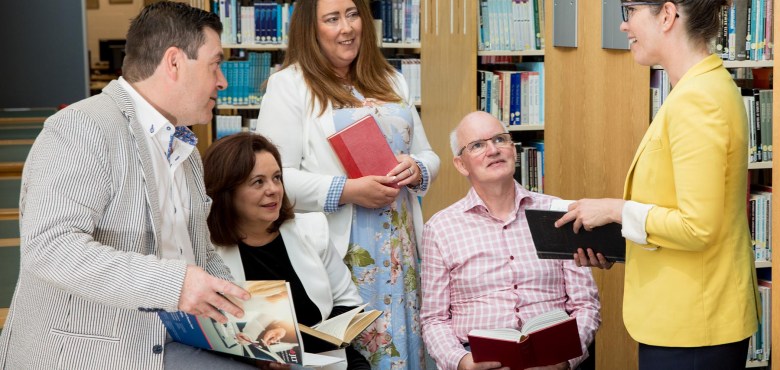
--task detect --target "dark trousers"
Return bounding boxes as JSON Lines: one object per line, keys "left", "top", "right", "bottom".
{"left": 638, "top": 337, "right": 750, "bottom": 370}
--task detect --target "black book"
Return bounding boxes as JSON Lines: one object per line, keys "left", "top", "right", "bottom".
{"left": 525, "top": 209, "right": 626, "bottom": 262}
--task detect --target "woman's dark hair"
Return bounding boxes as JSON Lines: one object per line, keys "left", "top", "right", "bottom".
{"left": 203, "top": 132, "right": 295, "bottom": 245}
{"left": 630, "top": 0, "right": 731, "bottom": 47}
{"left": 123, "top": 1, "right": 222, "bottom": 82}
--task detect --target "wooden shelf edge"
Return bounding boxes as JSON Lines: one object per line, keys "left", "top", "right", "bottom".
{"left": 507, "top": 124, "right": 545, "bottom": 132}
{"left": 0, "top": 209, "right": 19, "bottom": 221}
{"left": 0, "top": 117, "right": 46, "bottom": 125}
{"left": 755, "top": 260, "right": 772, "bottom": 268}
{"left": 0, "top": 308, "right": 7, "bottom": 330}
{"left": 217, "top": 104, "right": 262, "bottom": 110}
{"left": 381, "top": 42, "right": 421, "bottom": 49}
{"left": 222, "top": 43, "right": 286, "bottom": 50}
{"left": 745, "top": 360, "right": 769, "bottom": 368}
{"left": 478, "top": 49, "right": 544, "bottom": 57}
{"left": 0, "top": 238, "right": 19, "bottom": 248}
{"left": 749, "top": 161, "right": 773, "bottom": 170}
{"left": 0, "top": 162, "right": 23, "bottom": 175}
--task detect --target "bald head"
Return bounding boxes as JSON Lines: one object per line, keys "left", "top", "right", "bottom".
{"left": 450, "top": 111, "right": 506, "bottom": 157}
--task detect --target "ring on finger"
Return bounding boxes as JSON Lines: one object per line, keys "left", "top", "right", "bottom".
{"left": 407, "top": 168, "right": 414, "bottom": 177}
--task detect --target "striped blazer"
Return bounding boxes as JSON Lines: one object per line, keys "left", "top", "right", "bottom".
{"left": 0, "top": 81, "right": 231, "bottom": 369}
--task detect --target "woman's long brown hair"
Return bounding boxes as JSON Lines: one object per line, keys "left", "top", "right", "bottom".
{"left": 282, "top": 0, "right": 402, "bottom": 116}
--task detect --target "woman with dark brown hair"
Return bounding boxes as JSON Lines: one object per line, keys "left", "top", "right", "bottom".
{"left": 253, "top": 0, "right": 439, "bottom": 368}
{"left": 203, "top": 132, "right": 369, "bottom": 369}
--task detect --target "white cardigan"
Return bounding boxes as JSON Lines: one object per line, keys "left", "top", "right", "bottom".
{"left": 254, "top": 64, "right": 440, "bottom": 257}
{"left": 215, "top": 213, "right": 362, "bottom": 322}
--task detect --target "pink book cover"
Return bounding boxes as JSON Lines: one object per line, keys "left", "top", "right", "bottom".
{"left": 327, "top": 114, "right": 399, "bottom": 181}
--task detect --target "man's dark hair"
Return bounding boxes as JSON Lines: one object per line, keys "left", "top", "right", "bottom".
{"left": 123, "top": 1, "right": 222, "bottom": 82}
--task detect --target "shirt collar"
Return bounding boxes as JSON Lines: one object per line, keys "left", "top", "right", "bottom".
{"left": 462, "top": 181, "right": 533, "bottom": 218}
{"left": 118, "top": 77, "right": 172, "bottom": 138}
{"left": 118, "top": 77, "right": 198, "bottom": 150}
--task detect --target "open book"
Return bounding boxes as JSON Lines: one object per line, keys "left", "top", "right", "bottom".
{"left": 158, "top": 281, "right": 343, "bottom": 368}
{"left": 468, "top": 309, "right": 583, "bottom": 369}
{"left": 298, "top": 303, "right": 382, "bottom": 350}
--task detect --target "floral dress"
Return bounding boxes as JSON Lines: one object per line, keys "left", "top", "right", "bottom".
{"left": 334, "top": 88, "right": 425, "bottom": 370}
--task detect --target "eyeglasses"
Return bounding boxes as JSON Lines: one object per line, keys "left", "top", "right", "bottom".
{"left": 621, "top": 2, "right": 664, "bottom": 22}
{"left": 458, "top": 133, "right": 513, "bottom": 156}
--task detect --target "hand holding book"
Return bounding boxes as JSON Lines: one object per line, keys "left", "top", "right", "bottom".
{"left": 468, "top": 309, "right": 582, "bottom": 369}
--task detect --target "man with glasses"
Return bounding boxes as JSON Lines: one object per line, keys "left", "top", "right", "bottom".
{"left": 420, "top": 111, "right": 600, "bottom": 370}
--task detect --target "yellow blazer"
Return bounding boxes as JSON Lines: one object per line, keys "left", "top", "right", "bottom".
{"left": 622, "top": 55, "right": 759, "bottom": 346}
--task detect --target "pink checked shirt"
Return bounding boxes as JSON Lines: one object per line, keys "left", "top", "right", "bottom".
{"left": 420, "top": 182, "right": 601, "bottom": 370}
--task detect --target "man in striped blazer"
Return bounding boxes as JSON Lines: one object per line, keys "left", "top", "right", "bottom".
{"left": 0, "top": 3, "right": 256, "bottom": 369}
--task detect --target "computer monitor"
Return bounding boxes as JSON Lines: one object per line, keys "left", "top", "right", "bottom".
{"left": 99, "top": 39, "right": 126, "bottom": 74}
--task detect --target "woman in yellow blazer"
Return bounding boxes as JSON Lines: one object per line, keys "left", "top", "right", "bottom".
{"left": 556, "top": 1, "right": 759, "bottom": 369}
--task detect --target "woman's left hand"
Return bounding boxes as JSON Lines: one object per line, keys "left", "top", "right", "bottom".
{"left": 554, "top": 198, "right": 625, "bottom": 232}
{"left": 388, "top": 154, "right": 422, "bottom": 187}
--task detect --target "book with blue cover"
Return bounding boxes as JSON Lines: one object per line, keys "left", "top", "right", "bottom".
{"left": 158, "top": 281, "right": 343, "bottom": 367}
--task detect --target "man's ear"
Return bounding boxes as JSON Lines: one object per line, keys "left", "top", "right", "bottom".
{"left": 161, "top": 46, "right": 182, "bottom": 80}
{"left": 453, "top": 156, "right": 470, "bottom": 177}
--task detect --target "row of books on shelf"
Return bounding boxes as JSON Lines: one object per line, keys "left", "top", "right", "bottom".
{"left": 514, "top": 142, "right": 544, "bottom": 193}
{"left": 214, "top": 0, "right": 293, "bottom": 46}
{"left": 370, "top": 0, "right": 421, "bottom": 44}
{"left": 478, "top": 0, "right": 544, "bottom": 52}
{"left": 386, "top": 58, "right": 421, "bottom": 103}
{"left": 478, "top": 62, "right": 545, "bottom": 126}
{"left": 215, "top": 115, "right": 256, "bottom": 139}
{"left": 748, "top": 280, "right": 771, "bottom": 363}
{"left": 742, "top": 88, "right": 773, "bottom": 163}
{"left": 650, "top": 69, "right": 773, "bottom": 164}
{"left": 715, "top": 0, "right": 774, "bottom": 62}
{"left": 750, "top": 186, "right": 772, "bottom": 263}
{"left": 217, "top": 52, "right": 274, "bottom": 106}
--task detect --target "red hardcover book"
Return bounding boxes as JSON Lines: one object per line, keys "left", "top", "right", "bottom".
{"left": 327, "top": 114, "right": 398, "bottom": 180}
{"left": 468, "top": 310, "right": 582, "bottom": 369}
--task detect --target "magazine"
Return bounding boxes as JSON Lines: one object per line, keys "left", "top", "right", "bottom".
{"left": 158, "top": 280, "right": 343, "bottom": 367}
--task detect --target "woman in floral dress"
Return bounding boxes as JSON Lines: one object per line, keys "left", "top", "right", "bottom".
{"left": 254, "top": 0, "right": 439, "bottom": 368}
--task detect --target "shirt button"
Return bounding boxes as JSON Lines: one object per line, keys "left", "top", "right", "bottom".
{"left": 152, "top": 344, "right": 163, "bottom": 354}
{"left": 509, "top": 255, "right": 515, "bottom": 260}
{"left": 166, "top": 126, "right": 171, "bottom": 131}
{"left": 515, "top": 308, "right": 520, "bottom": 313}
{"left": 503, "top": 225, "right": 508, "bottom": 230}
{"left": 384, "top": 296, "right": 391, "bottom": 305}
{"left": 383, "top": 260, "right": 390, "bottom": 267}
{"left": 514, "top": 285, "right": 518, "bottom": 289}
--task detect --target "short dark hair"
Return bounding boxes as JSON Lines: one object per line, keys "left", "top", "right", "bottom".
{"left": 628, "top": 0, "right": 731, "bottom": 47}
{"left": 123, "top": 1, "right": 222, "bottom": 82}
{"left": 203, "top": 132, "right": 295, "bottom": 246}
